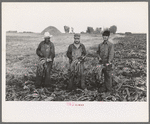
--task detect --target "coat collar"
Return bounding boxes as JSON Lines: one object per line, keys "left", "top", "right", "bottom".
{"left": 73, "top": 43, "right": 81, "bottom": 49}
{"left": 102, "top": 40, "right": 110, "bottom": 45}
{"left": 44, "top": 40, "right": 51, "bottom": 45}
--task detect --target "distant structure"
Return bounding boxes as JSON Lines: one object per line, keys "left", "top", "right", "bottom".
{"left": 109, "top": 25, "right": 117, "bottom": 34}
{"left": 81, "top": 31, "right": 86, "bottom": 34}
{"left": 6, "top": 31, "right": 17, "bottom": 33}
{"left": 41, "top": 26, "right": 62, "bottom": 35}
{"left": 125, "top": 32, "right": 132, "bottom": 35}
{"left": 94, "top": 27, "right": 102, "bottom": 34}
{"left": 86, "top": 27, "right": 102, "bottom": 34}
{"left": 64, "top": 26, "right": 70, "bottom": 33}
{"left": 23, "top": 31, "right": 33, "bottom": 33}
{"left": 70, "top": 27, "right": 74, "bottom": 34}
{"left": 86, "top": 27, "right": 94, "bottom": 34}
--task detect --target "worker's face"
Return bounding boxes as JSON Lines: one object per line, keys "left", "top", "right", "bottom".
{"left": 103, "top": 35, "right": 109, "bottom": 41}
{"left": 45, "top": 37, "right": 50, "bottom": 43}
{"left": 74, "top": 37, "right": 80, "bottom": 44}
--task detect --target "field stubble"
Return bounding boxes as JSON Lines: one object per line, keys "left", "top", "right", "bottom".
{"left": 6, "top": 33, "right": 147, "bottom": 101}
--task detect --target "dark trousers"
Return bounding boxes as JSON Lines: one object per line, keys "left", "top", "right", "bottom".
{"left": 102, "top": 67, "right": 113, "bottom": 92}
{"left": 35, "top": 62, "right": 53, "bottom": 87}
{"left": 68, "top": 62, "right": 86, "bottom": 90}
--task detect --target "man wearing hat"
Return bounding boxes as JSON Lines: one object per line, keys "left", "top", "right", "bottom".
{"left": 97, "top": 30, "right": 114, "bottom": 93}
{"left": 66, "top": 33, "right": 86, "bottom": 91}
{"left": 36, "top": 32, "right": 55, "bottom": 88}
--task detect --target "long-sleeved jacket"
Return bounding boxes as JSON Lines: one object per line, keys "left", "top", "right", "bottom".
{"left": 36, "top": 41, "right": 55, "bottom": 61}
{"left": 97, "top": 41, "right": 114, "bottom": 64}
{"left": 67, "top": 43, "right": 86, "bottom": 63}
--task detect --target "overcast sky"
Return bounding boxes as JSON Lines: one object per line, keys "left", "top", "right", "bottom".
{"left": 2, "top": 2, "right": 148, "bottom": 33}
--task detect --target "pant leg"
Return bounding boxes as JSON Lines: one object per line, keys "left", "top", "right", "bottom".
{"left": 35, "top": 67, "right": 43, "bottom": 88}
{"left": 67, "top": 70, "right": 75, "bottom": 90}
{"left": 44, "top": 62, "right": 53, "bottom": 87}
{"left": 101, "top": 69, "right": 107, "bottom": 89}
{"left": 103, "top": 68, "right": 113, "bottom": 92}
{"left": 67, "top": 63, "right": 75, "bottom": 90}
{"left": 80, "top": 63, "right": 86, "bottom": 89}
{"left": 76, "top": 73, "right": 81, "bottom": 88}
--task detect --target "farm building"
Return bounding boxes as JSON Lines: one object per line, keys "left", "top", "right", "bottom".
{"left": 6, "top": 31, "right": 17, "bottom": 33}
{"left": 125, "top": 32, "right": 132, "bottom": 35}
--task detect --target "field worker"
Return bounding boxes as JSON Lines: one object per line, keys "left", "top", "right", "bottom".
{"left": 66, "top": 33, "right": 86, "bottom": 91}
{"left": 36, "top": 32, "right": 55, "bottom": 88}
{"left": 97, "top": 30, "right": 114, "bottom": 94}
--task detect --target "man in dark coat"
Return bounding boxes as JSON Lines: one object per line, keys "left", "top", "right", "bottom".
{"left": 97, "top": 30, "right": 114, "bottom": 93}
{"left": 36, "top": 32, "right": 55, "bottom": 88}
{"left": 66, "top": 33, "right": 86, "bottom": 91}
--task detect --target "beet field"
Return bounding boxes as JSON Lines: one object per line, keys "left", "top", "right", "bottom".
{"left": 5, "top": 32, "right": 147, "bottom": 101}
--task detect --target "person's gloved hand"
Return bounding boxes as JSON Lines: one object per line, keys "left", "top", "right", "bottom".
{"left": 40, "top": 52, "right": 44, "bottom": 57}
{"left": 78, "top": 56, "right": 86, "bottom": 62}
{"left": 47, "top": 58, "right": 52, "bottom": 62}
{"left": 108, "top": 61, "right": 112, "bottom": 65}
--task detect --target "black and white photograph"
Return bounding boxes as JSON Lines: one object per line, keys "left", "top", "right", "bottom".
{"left": 2, "top": 2, "right": 149, "bottom": 122}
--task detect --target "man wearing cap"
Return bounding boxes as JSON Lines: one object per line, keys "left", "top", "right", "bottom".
{"left": 36, "top": 32, "right": 55, "bottom": 88}
{"left": 66, "top": 33, "right": 86, "bottom": 91}
{"left": 97, "top": 30, "right": 114, "bottom": 93}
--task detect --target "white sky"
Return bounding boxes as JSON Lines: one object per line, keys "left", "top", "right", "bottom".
{"left": 2, "top": 2, "right": 148, "bottom": 33}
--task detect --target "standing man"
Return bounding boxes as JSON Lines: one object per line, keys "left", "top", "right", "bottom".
{"left": 97, "top": 30, "right": 114, "bottom": 93}
{"left": 66, "top": 33, "right": 86, "bottom": 91}
{"left": 36, "top": 32, "right": 55, "bottom": 88}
